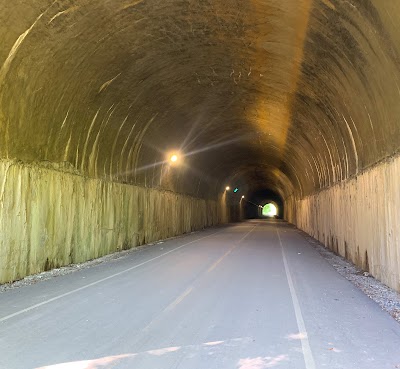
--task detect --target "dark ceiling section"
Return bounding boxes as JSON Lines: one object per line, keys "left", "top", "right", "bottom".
{"left": 0, "top": 0, "right": 399, "bottom": 199}
{"left": 290, "top": 0, "right": 400, "bottom": 193}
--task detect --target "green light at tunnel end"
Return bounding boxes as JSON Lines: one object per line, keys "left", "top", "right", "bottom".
{"left": 233, "top": 188, "right": 239, "bottom": 193}
{"left": 262, "top": 203, "right": 278, "bottom": 217}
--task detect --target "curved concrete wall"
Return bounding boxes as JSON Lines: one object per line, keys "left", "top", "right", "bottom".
{"left": 1, "top": 0, "right": 398, "bottom": 197}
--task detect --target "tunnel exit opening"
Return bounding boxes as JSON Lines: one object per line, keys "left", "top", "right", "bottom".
{"left": 262, "top": 203, "right": 278, "bottom": 218}
{"left": 244, "top": 189, "right": 283, "bottom": 219}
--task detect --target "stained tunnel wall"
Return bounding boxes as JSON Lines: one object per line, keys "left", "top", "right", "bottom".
{"left": 285, "top": 155, "right": 400, "bottom": 292}
{"left": 282, "top": 0, "right": 400, "bottom": 293}
{"left": 0, "top": 160, "right": 232, "bottom": 284}
{"left": 0, "top": 0, "right": 400, "bottom": 292}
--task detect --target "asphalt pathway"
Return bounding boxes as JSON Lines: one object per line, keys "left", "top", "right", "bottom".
{"left": 1, "top": 220, "right": 400, "bottom": 369}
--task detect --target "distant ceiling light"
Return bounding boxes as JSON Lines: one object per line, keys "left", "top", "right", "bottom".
{"left": 241, "top": 195, "right": 245, "bottom": 199}
{"left": 226, "top": 186, "right": 230, "bottom": 191}
{"left": 168, "top": 151, "right": 182, "bottom": 166}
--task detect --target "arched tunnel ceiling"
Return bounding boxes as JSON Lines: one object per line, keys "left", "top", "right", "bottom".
{"left": 1, "top": 0, "right": 399, "bottom": 199}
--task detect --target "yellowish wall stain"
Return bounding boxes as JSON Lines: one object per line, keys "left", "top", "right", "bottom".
{"left": 286, "top": 155, "right": 400, "bottom": 293}
{"left": 0, "top": 160, "right": 231, "bottom": 284}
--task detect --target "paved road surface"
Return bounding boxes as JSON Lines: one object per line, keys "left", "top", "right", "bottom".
{"left": 1, "top": 220, "right": 400, "bottom": 369}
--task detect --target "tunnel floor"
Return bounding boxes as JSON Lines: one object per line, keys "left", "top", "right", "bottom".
{"left": 1, "top": 220, "right": 400, "bottom": 369}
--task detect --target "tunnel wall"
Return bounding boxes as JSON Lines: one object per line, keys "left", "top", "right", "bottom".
{"left": 0, "top": 159, "right": 229, "bottom": 284}
{"left": 286, "top": 155, "right": 400, "bottom": 292}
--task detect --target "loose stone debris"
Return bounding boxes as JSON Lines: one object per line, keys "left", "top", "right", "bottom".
{"left": 0, "top": 231, "right": 199, "bottom": 293}
{"left": 300, "top": 230, "right": 400, "bottom": 324}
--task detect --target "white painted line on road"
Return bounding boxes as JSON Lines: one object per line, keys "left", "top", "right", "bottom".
{"left": 277, "top": 228, "right": 316, "bottom": 369}
{"left": 0, "top": 229, "right": 226, "bottom": 323}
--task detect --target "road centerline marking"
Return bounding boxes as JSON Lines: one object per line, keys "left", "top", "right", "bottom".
{"left": 207, "top": 224, "right": 257, "bottom": 274}
{"left": 141, "top": 286, "right": 195, "bottom": 334}
{"left": 141, "top": 224, "right": 258, "bottom": 334}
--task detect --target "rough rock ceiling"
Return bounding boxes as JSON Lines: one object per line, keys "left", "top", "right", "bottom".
{"left": 0, "top": 0, "right": 399, "bottom": 199}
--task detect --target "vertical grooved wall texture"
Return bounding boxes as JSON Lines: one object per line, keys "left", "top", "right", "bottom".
{"left": 286, "top": 156, "right": 400, "bottom": 292}
{"left": 0, "top": 160, "right": 228, "bottom": 284}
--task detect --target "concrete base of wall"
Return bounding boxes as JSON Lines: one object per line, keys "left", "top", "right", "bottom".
{"left": 0, "top": 160, "right": 230, "bottom": 284}
{"left": 286, "top": 155, "right": 400, "bottom": 293}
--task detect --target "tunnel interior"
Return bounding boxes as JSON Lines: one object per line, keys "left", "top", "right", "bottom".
{"left": 262, "top": 204, "right": 277, "bottom": 218}
{"left": 1, "top": 0, "right": 400, "bottom": 292}
{"left": 2, "top": 0, "right": 399, "bottom": 200}
{"left": 244, "top": 189, "right": 284, "bottom": 219}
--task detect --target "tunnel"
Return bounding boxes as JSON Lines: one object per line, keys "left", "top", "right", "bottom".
{"left": 244, "top": 189, "right": 284, "bottom": 219}
{"left": 1, "top": 0, "right": 400, "bottom": 295}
